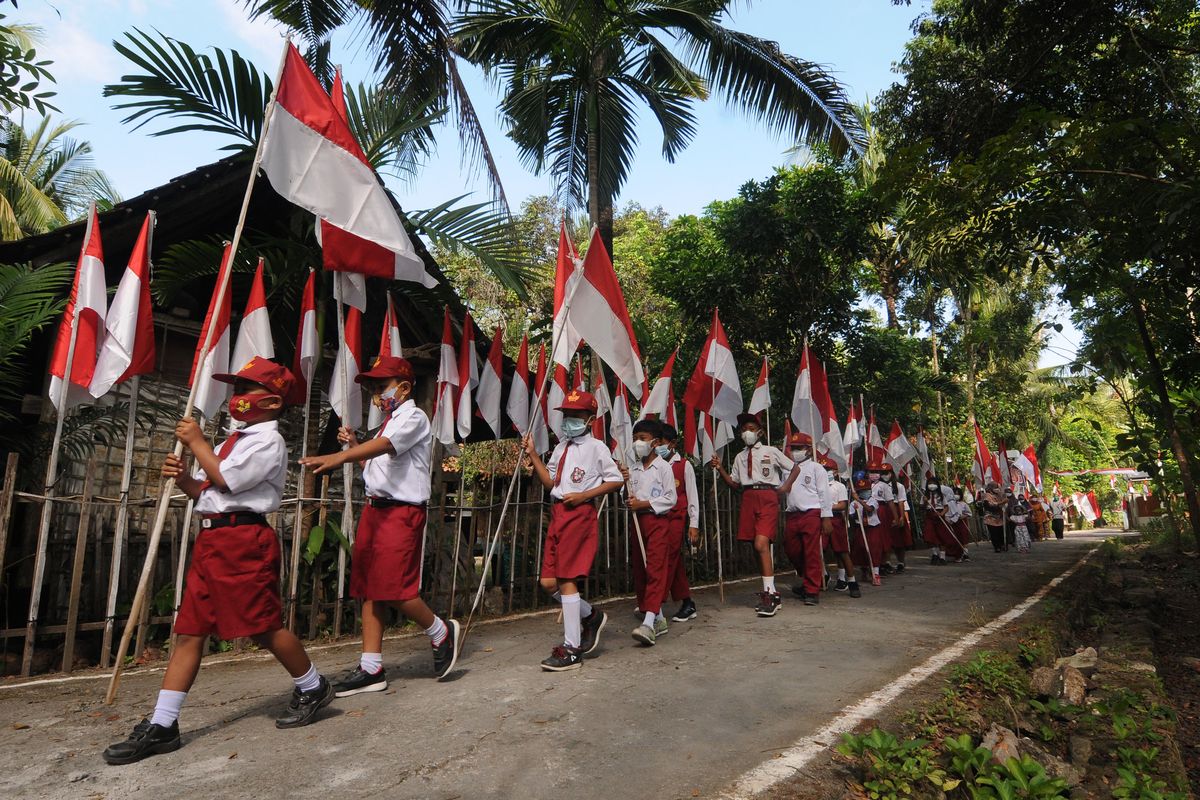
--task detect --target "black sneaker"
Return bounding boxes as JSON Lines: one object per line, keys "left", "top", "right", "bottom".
{"left": 540, "top": 645, "right": 583, "bottom": 672}
{"left": 930, "top": 553, "right": 940, "bottom": 565}
{"left": 834, "top": 579, "right": 849, "bottom": 592}
{"left": 433, "top": 619, "right": 461, "bottom": 680}
{"left": 671, "top": 599, "right": 697, "bottom": 622}
{"left": 848, "top": 582, "right": 862, "bottom": 598}
{"left": 804, "top": 594, "right": 819, "bottom": 606}
{"left": 102, "top": 718, "right": 181, "bottom": 765}
{"left": 791, "top": 584, "right": 807, "bottom": 599}
{"left": 579, "top": 609, "right": 607, "bottom": 656}
{"left": 276, "top": 676, "right": 335, "bottom": 728}
{"left": 755, "top": 591, "right": 779, "bottom": 617}
{"left": 962, "top": 553, "right": 971, "bottom": 562}
{"left": 894, "top": 562, "right": 906, "bottom": 573}
{"left": 334, "top": 666, "right": 388, "bottom": 697}
{"left": 935, "top": 556, "right": 949, "bottom": 566}
{"left": 880, "top": 563, "right": 896, "bottom": 575}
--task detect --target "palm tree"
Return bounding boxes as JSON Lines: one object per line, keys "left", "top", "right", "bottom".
{"left": 0, "top": 261, "right": 72, "bottom": 426}
{"left": 0, "top": 117, "right": 119, "bottom": 241}
{"left": 454, "top": 0, "right": 864, "bottom": 249}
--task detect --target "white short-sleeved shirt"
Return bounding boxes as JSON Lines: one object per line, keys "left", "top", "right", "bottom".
{"left": 895, "top": 483, "right": 910, "bottom": 510}
{"left": 871, "top": 480, "right": 895, "bottom": 505}
{"left": 194, "top": 420, "right": 287, "bottom": 514}
{"left": 926, "top": 485, "right": 949, "bottom": 512}
{"left": 547, "top": 435, "right": 623, "bottom": 501}
{"left": 785, "top": 460, "right": 832, "bottom": 516}
{"left": 671, "top": 454, "right": 700, "bottom": 528}
{"left": 851, "top": 496, "right": 880, "bottom": 527}
{"left": 628, "top": 456, "right": 677, "bottom": 515}
{"left": 828, "top": 476, "right": 848, "bottom": 510}
{"left": 956, "top": 499, "right": 971, "bottom": 519}
{"left": 363, "top": 399, "right": 432, "bottom": 503}
{"left": 731, "top": 443, "right": 793, "bottom": 487}
{"left": 1050, "top": 499, "right": 1066, "bottom": 518}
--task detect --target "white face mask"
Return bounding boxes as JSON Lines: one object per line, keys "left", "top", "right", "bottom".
{"left": 741, "top": 431, "right": 759, "bottom": 446}
{"left": 560, "top": 417, "right": 589, "bottom": 439}
{"left": 632, "top": 440, "right": 654, "bottom": 459}
{"left": 794, "top": 447, "right": 811, "bottom": 463}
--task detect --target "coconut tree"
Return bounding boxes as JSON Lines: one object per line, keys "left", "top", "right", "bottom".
{"left": 454, "top": 0, "right": 864, "bottom": 249}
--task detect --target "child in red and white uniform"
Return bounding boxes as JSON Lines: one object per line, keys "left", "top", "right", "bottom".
{"left": 820, "top": 454, "right": 861, "bottom": 598}
{"left": 658, "top": 425, "right": 700, "bottom": 623}
{"left": 884, "top": 466, "right": 911, "bottom": 573}
{"left": 524, "top": 390, "right": 623, "bottom": 671}
{"left": 922, "top": 477, "right": 953, "bottom": 564}
{"left": 779, "top": 432, "right": 833, "bottom": 606}
{"left": 301, "top": 355, "right": 460, "bottom": 695}
{"left": 104, "top": 359, "right": 332, "bottom": 766}
{"left": 848, "top": 473, "right": 882, "bottom": 586}
{"left": 866, "top": 461, "right": 899, "bottom": 583}
{"left": 711, "top": 413, "right": 798, "bottom": 617}
{"left": 623, "top": 419, "right": 678, "bottom": 645}
{"left": 951, "top": 487, "right": 973, "bottom": 559}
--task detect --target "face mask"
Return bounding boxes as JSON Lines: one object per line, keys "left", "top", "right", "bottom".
{"left": 928, "top": 484, "right": 939, "bottom": 492}
{"left": 632, "top": 440, "right": 654, "bottom": 459}
{"left": 868, "top": 473, "right": 881, "bottom": 485}
{"left": 794, "top": 447, "right": 811, "bottom": 463}
{"left": 561, "top": 417, "right": 589, "bottom": 439}
{"left": 741, "top": 431, "right": 758, "bottom": 446}
{"left": 376, "top": 384, "right": 402, "bottom": 416}
{"left": 826, "top": 471, "right": 838, "bottom": 485}
{"left": 229, "top": 393, "right": 279, "bottom": 423}
{"left": 655, "top": 444, "right": 672, "bottom": 459}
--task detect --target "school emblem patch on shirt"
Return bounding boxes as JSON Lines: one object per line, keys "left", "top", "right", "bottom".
{"left": 803, "top": 475, "right": 811, "bottom": 485}
{"left": 651, "top": 487, "right": 662, "bottom": 498}
{"left": 762, "top": 466, "right": 771, "bottom": 477}
{"left": 570, "top": 466, "right": 585, "bottom": 483}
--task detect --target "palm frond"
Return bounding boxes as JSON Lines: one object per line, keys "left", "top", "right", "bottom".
{"left": 0, "top": 261, "right": 72, "bottom": 424}
{"left": 243, "top": 0, "right": 351, "bottom": 53}
{"left": 342, "top": 80, "right": 441, "bottom": 181}
{"left": 408, "top": 196, "right": 532, "bottom": 298}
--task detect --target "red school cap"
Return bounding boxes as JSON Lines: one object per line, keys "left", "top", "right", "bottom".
{"left": 213, "top": 357, "right": 295, "bottom": 403}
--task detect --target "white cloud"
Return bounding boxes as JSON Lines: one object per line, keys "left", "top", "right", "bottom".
{"left": 38, "top": 21, "right": 123, "bottom": 85}
{"left": 218, "top": 0, "right": 288, "bottom": 67}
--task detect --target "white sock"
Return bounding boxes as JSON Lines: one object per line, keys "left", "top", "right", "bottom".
{"left": 293, "top": 664, "right": 322, "bottom": 692}
{"left": 425, "top": 617, "right": 448, "bottom": 647}
{"left": 873, "top": 567, "right": 880, "bottom": 576}
{"left": 837, "top": 568, "right": 847, "bottom": 582}
{"left": 150, "top": 689, "right": 187, "bottom": 728}
{"left": 762, "top": 576, "right": 776, "bottom": 593}
{"left": 561, "top": 593, "right": 582, "bottom": 648}
{"left": 642, "top": 611, "right": 657, "bottom": 628}
{"left": 359, "top": 652, "right": 383, "bottom": 674}
{"left": 579, "top": 597, "right": 593, "bottom": 617}
{"left": 656, "top": 612, "right": 666, "bottom": 623}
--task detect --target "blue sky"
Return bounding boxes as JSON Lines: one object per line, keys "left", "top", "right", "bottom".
{"left": 15, "top": 0, "right": 1078, "bottom": 364}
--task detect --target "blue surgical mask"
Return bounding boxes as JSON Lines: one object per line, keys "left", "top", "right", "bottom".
{"left": 561, "top": 417, "right": 588, "bottom": 439}
{"left": 655, "top": 444, "right": 672, "bottom": 459}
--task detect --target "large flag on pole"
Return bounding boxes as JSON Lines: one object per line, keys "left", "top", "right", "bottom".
{"left": 639, "top": 348, "right": 677, "bottom": 421}
{"left": 592, "top": 363, "right": 611, "bottom": 441}
{"left": 431, "top": 308, "right": 458, "bottom": 445}
{"left": 507, "top": 332, "right": 531, "bottom": 435}
{"left": 610, "top": 381, "right": 633, "bottom": 462}
{"left": 997, "top": 439, "right": 1012, "bottom": 487}
{"left": 972, "top": 421, "right": 992, "bottom": 485}
{"left": 1015, "top": 444, "right": 1042, "bottom": 493}
{"left": 748, "top": 356, "right": 770, "bottom": 415}
{"left": 810, "top": 359, "right": 846, "bottom": 474}
{"left": 90, "top": 211, "right": 155, "bottom": 398}
{"left": 367, "top": 292, "right": 403, "bottom": 429}
{"left": 476, "top": 327, "right": 504, "bottom": 439}
{"left": 455, "top": 312, "right": 479, "bottom": 439}
{"left": 261, "top": 45, "right": 433, "bottom": 287}
{"left": 885, "top": 420, "right": 918, "bottom": 470}
{"left": 529, "top": 343, "right": 549, "bottom": 453}
{"left": 329, "top": 305, "right": 362, "bottom": 430}
{"left": 50, "top": 204, "right": 106, "bottom": 413}
{"left": 790, "top": 343, "right": 821, "bottom": 442}
{"left": 865, "top": 409, "right": 886, "bottom": 465}
{"left": 230, "top": 258, "right": 274, "bottom": 371}
{"left": 291, "top": 269, "right": 318, "bottom": 404}
{"left": 843, "top": 398, "right": 863, "bottom": 461}
{"left": 552, "top": 227, "right": 645, "bottom": 392}
{"left": 551, "top": 219, "right": 581, "bottom": 364}
{"left": 684, "top": 404, "right": 699, "bottom": 459}
{"left": 188, "top": 243, "right": 234, "bottom": 421}
{"left": 548, "top": 363, "right": 569, "bottom": 439}
{"left": 682, "top": 309, "right": 741, "bottom": 424}
{"left": 915, "top": 426, "right": 932, "bottom": 479}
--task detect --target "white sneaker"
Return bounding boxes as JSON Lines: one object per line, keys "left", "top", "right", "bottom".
{"left": 631, "top": 624, "right": 656, "bottom": 646}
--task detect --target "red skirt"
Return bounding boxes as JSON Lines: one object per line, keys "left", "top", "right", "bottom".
{"left": 175, "top": 522, "right": 282, "bottom": 640}
{"left": 351, "top": 503, "right": 427, "bottom": 601}
{"left": 541, "top": 501, "right": 599, "bottom": 580}
{"left": 892, "top": 508, "right": 914, "bottom": 549}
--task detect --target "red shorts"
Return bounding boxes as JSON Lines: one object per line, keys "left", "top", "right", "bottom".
{"left": 630, "top": 512, "right": 673, "bottom": 614}
{"left": 541, "top": 501, "right": 598, "bottom": 580}
{"left": 738, "top": 488, "right": 780, "bottom": 542}
{"left": 175, "top": 523, "right": 282, "bottom": 640}
{"left": 351, "top": 503, "right": 427, "bottom": 601}
{"left": 783, "top": 510, "right": 825, "bottom": 595}
{"left": 824, "top": 515, "right": 850, "bottom": 554}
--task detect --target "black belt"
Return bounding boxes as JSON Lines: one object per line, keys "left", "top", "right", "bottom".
{"left": 745, "top": 484, "right": 779, "bottom": 491}
{"left": 551, "top": 497, "right": 595, "bottom": 506}
{"left": 199, "top": 512, "right": 267, "bottom": 530}
{"left": 367, "top": 497, "right": 427, "bottom": 509}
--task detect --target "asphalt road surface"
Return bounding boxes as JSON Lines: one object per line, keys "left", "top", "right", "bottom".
{"left": 0, "top": 530, "right": 1120, "bottom": 800}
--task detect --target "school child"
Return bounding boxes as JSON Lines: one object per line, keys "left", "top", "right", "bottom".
{"left": 658, "top": 425, "right": 700, "bottom": 623}
{"left": 950, "top": 486, "right": 972, "bottom": 561}
{"left": 104, "top": 359, "right": 332, "bottom": 766}
{"left": 847, "top": 472, "right": 883, "bottom": 586}
{"left": 1011, "top": 496, "right": 1033, "bottom": 553}
{"left": 820, "top": 455, "right": 861, "bottom": 598}
{"left": 300, "top": 355, "right": 459, "bottom": 694}
{"left": 623, "top": 420, "right": 678, "bottom": 645}
{"left": 922, "top": 477, "right": 951, "bottom": 565}
{"left": 522, "top": 389, "right": 623, "bottom": 670}
{"left": 778, "top": 433, "right": 833, "bottom": 605}
{"left": 711, "top": 413, "right": 799, "bottom": 617}
{"left": 883, "top": 465, "right": 911, "bottom": 573}
{"left": 1050, "top": 494, "right": 1067, "bottom": 539}
{"left": 866, "top": 461, "right": 900, "bottom": 580}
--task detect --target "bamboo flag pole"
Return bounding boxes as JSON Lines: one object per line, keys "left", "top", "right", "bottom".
{"left": 105, "top": 40, "right": 290, "bottom": 704}
{"left": 286, "top": 301, "right": 316, "bottom": 631}
{"left": 100, "top": 374, "right": 140, "bottom": 667}
{"left": 710, "top": 378, "right": 725, "bottom": 603}
{"left": 332, "top": 280, "right": 356, "bottom": 633}
{"left": 22, "top": 201, "right": 97, "bottom": 677}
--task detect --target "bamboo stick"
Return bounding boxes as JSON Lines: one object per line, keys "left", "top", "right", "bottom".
{"left": 62, "top": 456, "right": 97, "bottom": 672}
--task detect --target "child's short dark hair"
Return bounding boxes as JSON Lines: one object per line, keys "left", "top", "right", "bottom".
{"left": 632, "top": 419, "right": 662, "bottom": 438}
{"left": 658, "top": 424, "right": 679, "bottom": 443}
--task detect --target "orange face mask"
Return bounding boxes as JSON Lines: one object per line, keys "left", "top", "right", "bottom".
{"left": 229, "top": 393, "right": 279, "bottom": 423}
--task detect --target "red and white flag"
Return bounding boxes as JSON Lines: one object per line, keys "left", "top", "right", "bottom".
{"left": 997, "top": 439, "right": 1012, "bottom": 487}
{"left": 90, "top": 211, "right": 155, "bottom": 398}
{"left": 261, "top": 45, "right": 432, "bottom": 287}
{"left": 49, "top": 204, "right": 106, "bottom": 413}
{"left": 810, "top": 359, "right": 846, "bottom": 475}
{"left": 529, "top": 343, "right": 550, "bottom": 453}
{"left": 1016, "top": 445, "right": 1042, "bottom": 493}
{"left": 455, "top": 312, "right": 479, "bottom": 439}
{"left": 476, "top": 327, "right": 504, "bottom": 439}
{"left": 230, "top": 258, "right": 274, "bottom": 371}
{"left": 592, "top": 364, "right": 611, "bottom": 441}
{"left": 915, "top": 426, "right": 932, "bottom": 479}
{"left": 699, "top": 412, "right": 733, "bottom": 463}
{"left": 552, "top": 227, "right": 644, "bottom": 392}
{"left": 188, "top": 243, "right": 234, "bottom": 421}
{"left": 682, "top": 309, "right": 741, "bottom": 424}
{"left": 972, "top": 421, "right": 992, "bottom": 485}
{"left": 684, "top": 404, "right": 699, "bottom": 459}
{"left": 548, "top": 363, "right": 569, "bottom": 439}
{"left": 573, "top": 358, "right": 586, "bottom": 392}
{"left": 748, "top": 356, "right": 770, "bottom": 416}
{"left": 551, "top": 220, "right": 581, "bottom": 363}
{"left": 610, "top": 382, "right": 634, "bottom": 462}
{"left": 639, "top": 348, "right": 677, "bottom": 421}
{"left": 506, "top": 332, "right": 531, "bottom": 435}
{"left": 865, "top": 409, "right": 886, "bottom": 465}
{"left": 329, "top": 305, "right": 362, "bottom": 430}
{"left": 366, "top": 292, "right": 403, "bottom": 429}
{"left": 885, "top": 420, "right": 918, "bottom": 470}
{"left": 791, "top": 342, "right": 821, "bottom": 443}
{"left": 291, "top": 269, "right": 318, "bottom": 404}
{"left": 843, "top": 398, "right": 863, "bottom": 454}
{"left": 431, "top": 308, "right": 458, "bottom": 445}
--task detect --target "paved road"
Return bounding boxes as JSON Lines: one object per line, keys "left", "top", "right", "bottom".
{"left": 0, "top": 531, "right": 1122, "bottom": 800}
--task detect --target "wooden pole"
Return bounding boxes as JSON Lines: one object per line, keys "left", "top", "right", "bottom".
{"left": 100, "top": 377, "right": 140, "bottom": 667}
{"left": 286, "top": 362, "right": 315, "bottom": 630}
{"left": 106, "top": 39, "right": 290, "bottom": 704}
{"left": 0, "top": 452, "right": 20, "bottom": 588}
{"left": 330, "top": 277, "right": 358, "bottom": 637}
{"left": 62, "top": 455, "right": 97, "bottom": 673}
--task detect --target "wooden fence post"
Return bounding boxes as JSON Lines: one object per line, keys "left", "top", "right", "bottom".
{"left": 62, "top": 458, "right": 98, "bottom": 673}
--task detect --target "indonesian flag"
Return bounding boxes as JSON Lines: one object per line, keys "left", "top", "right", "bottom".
{"left": 551, "top": 219, "right": 581, "bottom": 363}
{"left": 684, "top": 404, "right": 699, "bottom": 459}
{"left": 90, "top": 211, "right": 154, "bottom": 398}
{"left": 915, "top": 426, "right": 932, "bottom": 480}
{"left": 682, "top": 309, "right": 741, "bottom": 424}
{"left": 843, "top": 398, "right": 863, "bottom": 466}
{"left": 748, "top": 356, "right": 770, "bottom": 415}
{"left": 367, "top": 292, "right": 403, "bottom": 428}
{"left": 548, "top": 363, "right": 569, "bottom": 439}
{"left": 885, "top": 421, "right": 918, "bottom": 470}
{"left": 810, "top": 357, "right": 846, "bottom": 474}
{"left": 997, "top": 440, "right": 1012, "bottom": 488}
{"left": 592, "top": 365, "right": 611, "bottom": 441}
{"left": 1016, "top": 445, "right": 1042, "bottom": 493}
{"left": 573, "top": 358, "right": 586, "bottom": 392}
{"left": 230, "top": 258, "right": 274, "bottom": 371}
{"left": 456, "top": 311, "right": 479, "bottom": 439}
{"left": 865, "top": 409, "right": 886, "bottom": 465}
{"left": 261, "top": 45, "right": 432, "bottom": 287}
{"left": 972, "top": 422, "right": 993, "bottom": 485}
{"left": 49, "top": 204, "right": 106, "bottom": 414}
{"left": 552, "top": 227, "right": 645, "bottom": 392}
{"left": 506, "top": 332, "right": 531, "bottom": 435}
{"left": 699, "top": 411, "right": 716, "bottom": 463}
{"left": 791, "top": 343, "right": 821, "bottom": 442}
{"left": 639, "top": 348, "right": 677, "bottom": 421}
{"left": 610, "top": 381, "right": 633, "bottom": 463}
{"left": 188, "top": 243, "right": 234, "bottom": 421}
{"left": 329, "top": 305, "right": 362, "bottom": 430}
{"left": 291, "top": 270, "right": 318, "bottom": 404}
{"left": 716, "top": 418, "right": 734, "bottom": 452}
{"left": 529, "top": 343, "right": 550, "bottom": 453}
{"left": 476, "top": 327, "right": 504, "bottom": 438}
{"left": 431, "top": 308, "right": 458, "bottom": 445}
